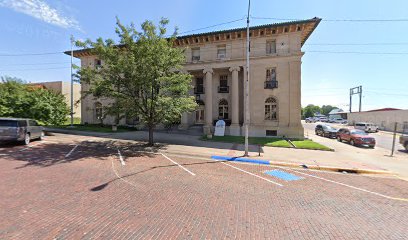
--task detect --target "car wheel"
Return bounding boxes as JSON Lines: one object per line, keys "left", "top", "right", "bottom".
{"left": 350, "top": 140, "right": 355, "bottom": 146}
{"left": 404, "top": 142, "right": 408, "bottom": 151}
{"left": 24, "top": 133, "right": 30, "bottom": 145}
{"left": 39, "top": 131, "right": 45, "bottom": 140}
{"left": 337, "top": 136, "right": 342, "bottom": 142}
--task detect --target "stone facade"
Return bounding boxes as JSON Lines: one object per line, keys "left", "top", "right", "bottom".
{"left": 67, "top": 18, "right": 321, "bottom": 138}
{"left": 33, "top": 81, "right": 81, "bottom": 118}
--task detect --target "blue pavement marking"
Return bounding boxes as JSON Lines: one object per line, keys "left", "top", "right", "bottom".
{"left": 211, "top": 155, "right": 270, "bottom": 165}
{"left": 264, "top": 170, "right": 303, "bottom": 181}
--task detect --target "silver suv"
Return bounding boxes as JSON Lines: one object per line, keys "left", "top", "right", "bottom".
{"left": 0, "top": 118, "right": 44, "bottom": 145}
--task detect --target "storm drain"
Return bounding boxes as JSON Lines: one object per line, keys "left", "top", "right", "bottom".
{"left": 264, "top": 170, "right": 303, "bottom": 181}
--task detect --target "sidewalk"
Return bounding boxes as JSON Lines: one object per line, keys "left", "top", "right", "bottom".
{"left": 46, "top": 128, "right": 408, "bottom": 180}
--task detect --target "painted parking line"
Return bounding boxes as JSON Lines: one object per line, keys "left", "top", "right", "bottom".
{"left": 65, "top": 144, "right": 79, "bottom": 158}
{"left": 18, "top": 142, "right": 43, "bottom": 152}
{"left": 220, "top": 162, "right": 283, "bottom": 186}
{"left": 117, "top": 148, "right": 126, "bottom": 166}
{"left": 161, "top": 153, "right": 196, "bottom": 176}
{"left": 282, "top": 167, "right": 408, "bottom": 202}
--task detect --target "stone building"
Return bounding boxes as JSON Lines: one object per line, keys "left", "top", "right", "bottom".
{"left": 67, "top": 18, "right": 321, "bottom": 138}
{"left": 30, "top": 81, "right": 81, "bottom": 118}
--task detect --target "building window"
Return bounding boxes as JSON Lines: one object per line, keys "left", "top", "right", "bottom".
{"left": 95, "top": 102, "right": 103, "bottom": 121}
{"left": 194, "top": 77, "right": 204, "bottom": 94}
{"left": 266, "top": 130, "right": 277, "bottom": 136}
{"left": 94, "top": 59, "right": 102, "bottom": 69}
{"left": 218, "top": 75, "right": 229, "bottom": 93}
{"left": 217, "top": 45, "right": 226, "bottom": 59}
{"left": 266, "top": 40, "right": 276, "bottom": 54}
{"left": 192, "top": 48, "right": 200, "bottom": 61}
{"left": 218, "top": 99, "right": 229, "bottom": 120}
{"left": 265, "top": 97, "right": 278, "bottom": 120}
{"left": 266, "top": 68, "right": 277, "bottom": 81}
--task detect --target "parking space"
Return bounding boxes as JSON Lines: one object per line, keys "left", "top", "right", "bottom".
{"left": 1, "top": 134, "right": 407, "bottom": 239}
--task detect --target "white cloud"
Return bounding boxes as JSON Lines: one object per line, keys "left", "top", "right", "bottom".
{"left": 0, "top": 0, "right": 80, "bottom": 30}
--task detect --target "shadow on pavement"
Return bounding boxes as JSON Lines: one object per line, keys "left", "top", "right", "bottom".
{"left": 3, "top": 140, "right": 167, "bottom": 169}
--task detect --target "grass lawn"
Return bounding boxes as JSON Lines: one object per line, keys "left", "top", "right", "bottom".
{"left": 291, "top": 140, "right": 333, "bottom": 151}
{"left": 49, "top": 124, "right": 137, "bottom": 133}
{"left": 202, "top": 135, "right": 333, "bottom": 151}
{"left": 202, "top": 135, "right": 292, "bottom": 148}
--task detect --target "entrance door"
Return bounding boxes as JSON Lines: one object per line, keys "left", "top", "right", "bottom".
{"left": 195, "top": 106, "right": 205, "bottom": 124}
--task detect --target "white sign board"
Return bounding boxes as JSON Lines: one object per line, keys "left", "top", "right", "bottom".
{"left": 214, "top": 120, "right": 226, "bottom": 136}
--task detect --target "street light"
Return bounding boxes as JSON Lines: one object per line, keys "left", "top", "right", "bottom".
{"left": 244, "top": 0, "right": 251, "bottom": 156}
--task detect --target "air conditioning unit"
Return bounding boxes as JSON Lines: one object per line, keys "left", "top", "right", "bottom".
{"left": 217, "top": 53, "right": 226, "bottom": 59}
{"left": 192, "top": 56, "right": 200, "bottom": 62}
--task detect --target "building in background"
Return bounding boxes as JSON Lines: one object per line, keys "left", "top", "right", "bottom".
{"left": 347, "top": 108, "right": 408, "bottom": 133}
{"left": 328, "top": 108, "right": 347, "bottom": 120}
{"left": 67, "top": 18, "right": 321, "bottom": 138}
{"left": 30, "top": 81, "right": 81, "bottom": 118}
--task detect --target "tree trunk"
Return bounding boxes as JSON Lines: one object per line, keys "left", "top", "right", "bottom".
{"left": 148, "top": 126, "right": 154, "bottom": 146}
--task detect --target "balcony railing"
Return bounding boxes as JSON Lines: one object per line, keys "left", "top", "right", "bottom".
{"left": 264, "top": 81, "right": 278, "bottom": 89}
{"left": 218, "top": 86, "right": 229, "bottom": 93}
{"left": 194, "top": 86, "right": 205, "bottom": 94}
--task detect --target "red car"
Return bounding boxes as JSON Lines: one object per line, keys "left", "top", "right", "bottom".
{"left": 336, "top": 128, "right": 376, "bottom": 148}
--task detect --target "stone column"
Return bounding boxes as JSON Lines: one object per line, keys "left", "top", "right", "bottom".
{"left": 203, "top": 68, "right": 213, "bottom": 135}
{"left": 229, "top": 66, "right": 241, "bottom": 136}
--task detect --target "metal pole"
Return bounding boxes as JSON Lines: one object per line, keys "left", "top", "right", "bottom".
{"left": 359, "top": 85, "right": 362, "bottom": 112}
{"left": 70, "top": 35, "right": 74, "bottom": 127}
{"left": 390, "top": 122, "right": 397, "bottom": 157}
{"left": 244, "top": 0, "right": 251, "bottom": 156}
{"left": 349, "top": 88, "right": 352, "bottom": 113}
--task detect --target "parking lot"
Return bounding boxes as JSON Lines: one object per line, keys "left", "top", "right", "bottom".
{"left": 1, "top": 134, "right": 408, "bottom": 239}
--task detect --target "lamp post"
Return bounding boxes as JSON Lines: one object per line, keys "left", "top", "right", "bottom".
{"left": 70, "top": 35, "right": 74, "bottom": 127}
{"left": 244, "top": 0, "right": 251, "bottom": 156}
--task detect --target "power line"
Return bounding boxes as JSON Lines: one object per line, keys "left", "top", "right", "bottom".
{"left": 307, "top": 50, "right": 408, "bottom": 55}
{"left": 251, "top": 16, "right": 408, "bottom": 22}
{"left": 0, "top": 67, "right": 71, "bottom": 71}
{"left": 365, "top": 91, "right": 408, "bottom": 97}
{"left": 0, "top": 51, "right": 64, "bottom": 57}
{"left": 306, "top": 42, "right": 408, "bottom": 46}
{"left": 0, "top": 62, "right": 71, "bottom": 67}
{"left": 178, "top": 17, "right": 246, "bottom": 35}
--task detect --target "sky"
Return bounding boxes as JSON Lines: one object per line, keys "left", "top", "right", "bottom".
{"left": 0, "top": 0, "right": 407, "bottom": 111}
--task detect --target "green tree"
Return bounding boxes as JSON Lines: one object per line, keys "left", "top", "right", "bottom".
{"left": 75, "top": 17, "right": 197, "bottom": 145}
{"left": 321, "top": 105, "right": 336, "bottom": 116}
{"left": 0, "top": 76, "right": 70, "bottom": 125}
{"left": 302, "top": 104, "right": 321, "bottom": 118}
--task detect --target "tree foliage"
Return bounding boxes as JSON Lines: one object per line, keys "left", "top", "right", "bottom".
{"left": 75, "top": 17, "right": 197, "bottom": 145}
{"left": 302, "top": 104, "right": 339, "bottom": 119}
{"left": 0, "top": 76, "right": 70, "bottom": 125}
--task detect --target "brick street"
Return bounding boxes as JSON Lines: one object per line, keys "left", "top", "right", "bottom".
{"left": 1, "top": 135, "right": 407, "bottom": 239}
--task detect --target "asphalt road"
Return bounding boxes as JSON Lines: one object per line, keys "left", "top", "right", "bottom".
{"left": 302, "top": 121, "right": 406, "bottom": 154}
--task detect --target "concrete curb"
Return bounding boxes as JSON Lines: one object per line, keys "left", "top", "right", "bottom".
{"left": 210, "top": 155, "right": 392, "bottom": 175}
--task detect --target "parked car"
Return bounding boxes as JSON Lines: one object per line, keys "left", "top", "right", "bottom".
{"left": 355, "top": 122, "right": 379, "bottom": 133}
{"left": 319, "top": 116, "right": 328, "bottom": 122}
{"left": 305, "top": 117, "right": 315, "bottom": 123}
{"left": 333, "top": 118, "right": 348, "bottom": 124}
{"left": 315, "top": 124, "right": 338, "bottom": 138}
{"left": 0, "top": 118, "right": 44, "bottom": 145}
{"left": 336, "top": 128, "right": 376, "bottom": 148}
{"left": 400, "top": 135, "right": 408, "bottom": 151}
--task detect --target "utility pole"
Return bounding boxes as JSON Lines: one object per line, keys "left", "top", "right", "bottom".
{"left": 349, "top": 86, "right": 362, "bottom": 113}
{"left": 244, "top": 0, "right": 251, "bottom": 156}
{"left": 70, "top": 35, "right": 74, "bottom": 127}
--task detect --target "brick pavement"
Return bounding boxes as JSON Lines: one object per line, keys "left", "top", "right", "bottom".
{"left": 0, "top": 135, "right": 407, "bottom": 239}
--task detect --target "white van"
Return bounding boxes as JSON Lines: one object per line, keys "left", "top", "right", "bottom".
{"left": 355, "top": 122, "right": 379, "bottom": 133}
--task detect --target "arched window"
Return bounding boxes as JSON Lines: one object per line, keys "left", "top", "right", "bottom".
{"left": 218, "top": 99, "right": 229, "bottom": 120}
{"left": 265, "top": 97, "right": 277, "bottom": 120}
{"left": 94, "top": 102, "right": 103, "bottom": 121}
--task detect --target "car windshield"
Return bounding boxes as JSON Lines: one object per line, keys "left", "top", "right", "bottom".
{"left": 0, "top": 120, "right": 18, "bottom": 127}
{"left": 351, "top": 130, "right": 368, "bottom": 135}
{"left": 323, "top": 126, "right": 336, "bottom": 131}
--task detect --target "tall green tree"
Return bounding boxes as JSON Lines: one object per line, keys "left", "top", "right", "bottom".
{"left": 0, "top": 76, "right": 70, "bottom": 125}
{"left": 302, "top": 104, "right": 321, "bottom": 118}
{"left": 76, "top": 18, "right": 196, "bottom": 145}
{"left": 321, "top": 105, "right": 336, "bottom": 116}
